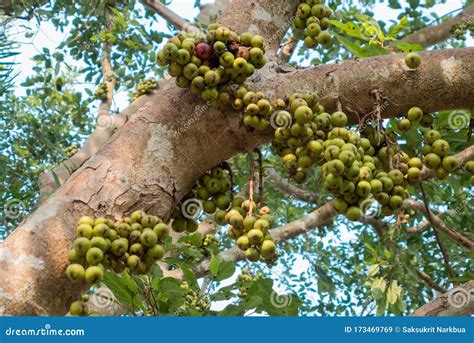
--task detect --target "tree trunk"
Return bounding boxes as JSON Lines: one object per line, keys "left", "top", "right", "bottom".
{"left": 0, "top": 0, "right": 473, "bottom": 316}
{"left": 410, "top": 281, "right": 474, "bottom": 316}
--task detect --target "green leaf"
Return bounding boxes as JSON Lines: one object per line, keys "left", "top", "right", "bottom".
{"left": 330, "top": 20, "right": 366, "bottom": 40}
{"left": 395, "top": 41, "right": 424, "bottom": 52}
{"left": 210, "top": 256, "right": 221, "bottom": 276}
{"left": 103, "top": 271, "right": 134, "bottom": 307}
{"left": 334, "top": 34, "right": 367, "bottom": 58}
{"left": 368, "top": 264, "right": 380, "bottom": 276}
{"left": 181, "top": 266, "right": 199, "bottom": 290}
{"left": 388, "top": 16, "right": 408, "bottom": 37}
{"left": 216, "top": 260, "right": 235, "bottom": 281}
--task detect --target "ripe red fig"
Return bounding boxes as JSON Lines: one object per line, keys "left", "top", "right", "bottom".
{"left": 195, "top": 43, "right": 213, "bottom": 60}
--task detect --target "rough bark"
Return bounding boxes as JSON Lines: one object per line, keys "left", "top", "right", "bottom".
{"left": 0, "top": 0, "right": 300, "bottom": 316}
{"left": 410, "top": 281, "right": 474, "bottom": 316}
{"left": 1, "top": 47, "right": 473, "bottom": 316}
{"left": 1, "top": 1, "right": 474, "bottom": 315}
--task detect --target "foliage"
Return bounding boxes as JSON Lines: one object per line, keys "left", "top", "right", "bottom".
{"left": 1, "top": 0, "right": 473, "bottom": 317}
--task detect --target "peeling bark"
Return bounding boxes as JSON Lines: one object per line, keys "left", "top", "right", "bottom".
{"left": 410, "top": 281, "right": 474, "bottom": 316}
{"left": 1, "top": 46, "right": 473, "bottom": 315}
{"left": 1, "top": 0, "right": 474, "bottom": 315}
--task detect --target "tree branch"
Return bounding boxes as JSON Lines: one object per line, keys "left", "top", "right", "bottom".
{"left": 401, "top": 4, "right": 474, "bottom": 48}
{"left": 406, "top": 220, "right": 430, "bottom": 234}
{"left": 413, "top": 266, "right": 448, "bottom": 293}
{"left": 421, "top": 145, "right": 474, "bottom": 179}
{"left": 278, "top": 29, "right": 301, "bottom": 62}
{"left": 363, "top": 217, "right": 448, "bottom": 294}
{"left": 410, "top": 281, "right": 474, "bottom": 316}
{"left": 404, "top": 199, "right": 474, "bottom": 250}
{"left": 418, "top": 182, "right": 457, "bottom": 284}
{"left": 168, "top": 201, "right": 336, "bottom": 280}
{"left": 265, "top": 165, "right": 318, "bottom": 202}
{"left": 2, "top": 47, "right": 473, "bottom": 315}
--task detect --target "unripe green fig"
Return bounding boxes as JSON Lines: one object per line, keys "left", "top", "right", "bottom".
{"left": 127, "top": 254, "right": 141, "bottom": 269}
{"left": 389, "top": 195, "right": 404, "bottom": 209}
{"left": 73, "top": 237, "right": 91, "bottom": 256}
{"left": 70, "top": 300, "right": 88, "bottom": 316}
{"left": 260, "top": 240, "right": 276, "bottom": 258}
{"left": 140, "top": 229, "right": 158, "bottom": 247}
{"left": 464, "top": 160, "right": 474, "bottom": 175}
{"left": 398, "top": 118, "right": 412, "bottom": 132}
{"left": 442, "top": 156, "right": 458, "bottom": 172}
{"left": 237, "top": 236, "right": 250, "bottom": 251}
{"left": 243, "top": 216, "right": 257, "bottom": 231}
{"left": 85, "top": 266, "right": 103, "bottom": 284}
{"left": 147, "top": 244, "right": 165, "bottom": 260}
{"left": 153, "top": 223, "right": 169, "bottom": 240}
{"left": 86, "top": 247, "right": 104, "bottom": 265}
{"left": 254, "top": 219, "right": 270, "bottom": 232}
{"left": 214, "top": 210, "right": 227, "bottom": 225}
{"left": 424, "top": 153, "right": 441, "bottom": 169}
{"left": 76, "top": 224, "right": 93, "bottom": 239}
{"left": 66, "top": 263, "right": 85, "bottom": 282}
{"left": 333, "top": 198, "right": 348, "bottom": 213}
{"left": 346, "top": 206, "right": 363, "bottom": 221}
{"left": 424, "top": 129, "right": 441, "bottom": 144}
{"left": 117, "top": 223, "right": 131, "bottom": 237}
{"left": 111, "top": 238, "right": 129, "bottom": 256}
{"left": 407, "top": 107, "right": 423, "bottom": 122}
{"left": 90, "top": 237, "right": 108, "bottom": 251}
{"left": 129, "top": 243, "right": 144, "bottom": 257}
{"left": 405, "top": 52, "right": 421, "bottom": 69}
{"left": 78, "top": 216, "right": 95, "bottom": 226}
{"left": 247, "top": 229, "right": 264, "bottom": 245}
{"left": 245, "top": 247, "right": 260, "bottom": 262}
{"left": 431, "top": 139, "right": 450, "bottom": 157}
{"left": 186, "top": 219, "right": 198, "bottom": 233}
{"left": 408, "top": 157, "right": 423, "bottom": 169}
{"left": 93, "top": 223, "right": 109, "bottom": 237}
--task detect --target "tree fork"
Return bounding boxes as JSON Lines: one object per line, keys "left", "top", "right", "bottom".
{"left": 0, "top": 49, "right": 473, "bottom": 315}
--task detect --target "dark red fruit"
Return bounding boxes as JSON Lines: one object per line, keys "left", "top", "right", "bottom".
{"left": 195, "top": 43, "right": 213, "bottom": 60}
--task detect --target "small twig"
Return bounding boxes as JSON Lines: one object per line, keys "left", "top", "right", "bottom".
{"left": 255, "top": 149, "right": 264, "bottom": 207}
{"left": 247, "top": 153, "right": 256, "bottom": 215}
{"left": 419, "top": 183, "right": 457, "bottom": 286}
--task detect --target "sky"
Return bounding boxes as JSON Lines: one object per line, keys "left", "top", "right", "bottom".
{"left": 3, "top": 0, "right": 472, "bottom": 315}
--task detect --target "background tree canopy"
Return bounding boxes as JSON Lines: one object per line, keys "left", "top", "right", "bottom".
{"left": 0, "top": 0, "right": 473, "bottom": 317}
